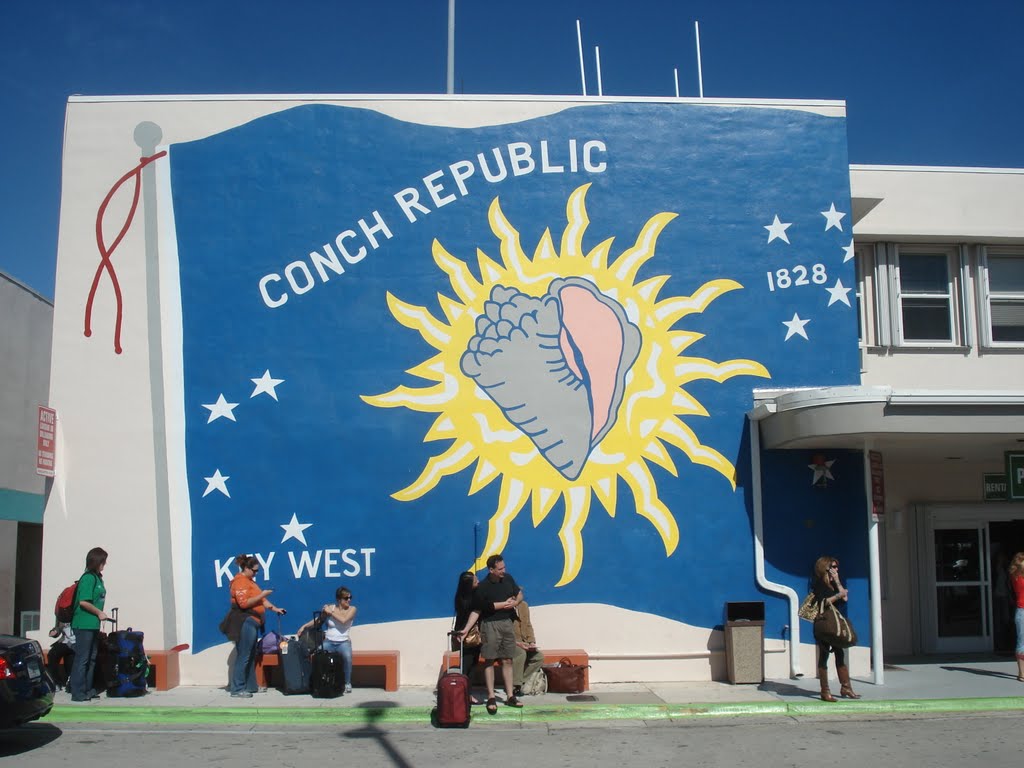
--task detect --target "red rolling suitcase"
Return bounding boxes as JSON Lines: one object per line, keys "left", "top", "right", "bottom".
{"left": 436, "top": 632, "right": 471, "bottom": 728}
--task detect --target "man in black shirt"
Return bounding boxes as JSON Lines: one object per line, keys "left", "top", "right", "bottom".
{"left": 458, "top": 553, "right": 524, "bottom": 713}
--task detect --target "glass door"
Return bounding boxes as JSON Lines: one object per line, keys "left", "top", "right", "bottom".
{"left": 931, "top": 525, "right": 990, "bottom": 653}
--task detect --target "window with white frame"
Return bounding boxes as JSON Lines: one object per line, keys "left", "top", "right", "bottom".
{"left": 893, "top": 247, "right": 960, "bottom": 345}
{"left": 980, "top": 249, "right": 1024, "bottom": 345}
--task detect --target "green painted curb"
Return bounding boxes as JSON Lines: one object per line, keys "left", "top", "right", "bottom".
{"left": 49, "top": 697, "right": 1024, "bottom": 726}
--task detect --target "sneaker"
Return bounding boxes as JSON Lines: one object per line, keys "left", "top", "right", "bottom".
{"left": 513, "top": 685, "right": 523, "bottom": 697}
{"left": 230, "top": 691, "right": 253, "bottom": 698}
{"left": 344, "top": 683, "right": 352, "bottom": 694}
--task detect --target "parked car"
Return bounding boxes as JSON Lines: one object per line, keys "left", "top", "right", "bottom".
{"left": 0, "top": 635, "right": 54, "bottom": 727}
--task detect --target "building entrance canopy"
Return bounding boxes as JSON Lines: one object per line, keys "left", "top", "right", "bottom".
{"left": 752, "top": 386, "right": 1024, "bottom": 462}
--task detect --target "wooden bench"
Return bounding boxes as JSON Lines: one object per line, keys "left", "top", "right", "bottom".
{"left": 146, "top": 648, "right": 185, "bottom": 691}
{"left": 257, "top": 649, "right": 400, "bottom": 691}
{"left": 441, "top": 648, "right": 589, "bottom": 691}
{"left": 43, "top": 645, "right": 186, "bottom": 692}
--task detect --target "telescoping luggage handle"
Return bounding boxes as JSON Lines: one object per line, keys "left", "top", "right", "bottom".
{"left": 447, "top": 629, "right": 465, "bottom": 657}
{"left": 105, "top": 606, "right": 119, "bottom": 632}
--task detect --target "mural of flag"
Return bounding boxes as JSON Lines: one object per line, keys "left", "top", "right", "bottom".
{"left": 157, "top": 102, "right": 859, "bottom": 652}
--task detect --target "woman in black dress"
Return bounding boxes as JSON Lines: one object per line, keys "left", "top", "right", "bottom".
{"left": 812, "top": 555, "right": 860, "bottom": 701}
{"left": 453, "top": 570, "right": 482, "bottom": 704}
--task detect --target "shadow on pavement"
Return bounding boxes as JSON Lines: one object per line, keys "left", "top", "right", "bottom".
{"left": 757, "top": 680, "right": 819, "bottom": 699}
{"left": 343, "top": 701, "right": 413, "bottom": 768}
{"left": 940, "top": 666, "right": 1022, "bottom": 681}
{"left": 0, "top": 723, "right": 62, "bottom": 756}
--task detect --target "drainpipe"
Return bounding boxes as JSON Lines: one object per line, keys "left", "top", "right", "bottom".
{"left": 862, "top": 446, "right": 885, "bottom": 684}
{"left": 747, "top": 411, "right": 803, "bottom": 678}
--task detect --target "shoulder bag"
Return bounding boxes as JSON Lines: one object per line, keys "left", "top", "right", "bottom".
{"left": 812, "top": 601, "right": 858, "bottom": 648}
{"left": 797, "top": 592, "right": 819, "bottom": 622}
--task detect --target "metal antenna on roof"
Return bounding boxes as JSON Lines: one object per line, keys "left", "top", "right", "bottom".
{"left": 695, "top": 21, "right": 705, "bottom": 98}
{"left": 674, "top": 67, "right": 680, "bottom": 98}
{"left": 595, "top": 46, "right": 604, "bottom": 96}
{"left": 446, "top": 0, "right": 456, "bottom": 94}
{"left": 576, "top": 19, "right": 588, "bottom": 95}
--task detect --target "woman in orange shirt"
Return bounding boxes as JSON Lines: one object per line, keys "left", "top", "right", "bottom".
{"left": 1010, "top": 552, "right": 1024, "bottom": 682}
{"left": 229, "top": 554, "right": 285, "bottom": 698}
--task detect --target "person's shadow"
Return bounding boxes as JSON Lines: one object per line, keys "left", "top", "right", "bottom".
{"left": 343, "top": 701, "right": 414, "bottom": 768}
{"left": 940, "top": 665, "right": 1022, "bottom": 681}
{"left": 758, "top": 680, "right": 819, "bottom": 699}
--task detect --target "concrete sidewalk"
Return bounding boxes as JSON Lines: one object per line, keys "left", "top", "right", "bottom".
{"left": 45, "top": 656, "right": 1024, "bottom": 725}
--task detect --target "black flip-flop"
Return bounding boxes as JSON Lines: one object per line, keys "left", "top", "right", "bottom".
{"left": 505, "top": 695, "right": 523, "bottom": 708}
{"left": 486, "top": 697, "right": 498, "bottom": 715}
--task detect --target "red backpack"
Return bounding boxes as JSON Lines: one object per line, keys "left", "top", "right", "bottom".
{"left": 54, "top": 581, "right": 79, "bottom": 623}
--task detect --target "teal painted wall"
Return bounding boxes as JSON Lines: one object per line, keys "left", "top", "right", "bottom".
{"left": 0, "top": 488, "right": 44, "bottom": 524}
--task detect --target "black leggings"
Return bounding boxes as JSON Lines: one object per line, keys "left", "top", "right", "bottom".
{"left": 817, "top": 641, "right": 846, "bottom": 670}
{"left": 461, "top": 645, "right": 481, "bottom": 677}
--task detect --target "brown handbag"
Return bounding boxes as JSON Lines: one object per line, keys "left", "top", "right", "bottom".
{"left": 542, "top": 657, "right": 589, "bottom": 694}
{"left": 812, "top": 602, "right": 858, "bottom": 648}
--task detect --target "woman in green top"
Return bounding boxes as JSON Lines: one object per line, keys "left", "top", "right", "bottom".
{"left": 69, "top": 547, "right": 109, "bottom": 702}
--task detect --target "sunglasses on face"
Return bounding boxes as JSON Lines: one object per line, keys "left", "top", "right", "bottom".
{"left": 340, "top": 595, "right": 352, "bottom": 601}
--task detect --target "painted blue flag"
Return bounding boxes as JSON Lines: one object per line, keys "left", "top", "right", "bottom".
{"left": 164, "top": 102, "right": 858, "bottom": 651}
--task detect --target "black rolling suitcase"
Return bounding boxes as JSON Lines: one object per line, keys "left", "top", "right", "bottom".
{"left": 310, "top": 650, "right": 345, "bottom": 698}
{"left": 436, "top": 632, "right": 471, "bottom": 727}
{"left": 100, "top": 608, "right": 149, "bottom": 697}
{"left": 279, "top": 640, "right": 312, "bottom": 695}
{"left": 279, "top": 609, "right": 321, "bottom": 695}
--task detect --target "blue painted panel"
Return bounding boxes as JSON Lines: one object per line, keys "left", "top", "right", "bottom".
{"left": 166, "top": 103, "right": 859, "bottom": 651}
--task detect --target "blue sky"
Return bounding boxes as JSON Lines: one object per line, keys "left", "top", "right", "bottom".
{"left": 2, "top": 0, "right": 1022, "bottom": 299}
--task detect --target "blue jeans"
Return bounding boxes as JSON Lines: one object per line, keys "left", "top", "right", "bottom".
{"left": 322, "top": 639, "right": 352, "bottom": 686}
{"left": 1015, "top": 607, "right": 1024, "bottom": 656}
{"left": 70, "top": 628, "right": 99, "bottom": 701}
{"left": 232, "top": 618, "right": 260, "bottom": 693}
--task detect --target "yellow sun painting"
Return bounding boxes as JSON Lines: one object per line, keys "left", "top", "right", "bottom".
{"left": 363, "top": 184, "right": 770, "bottom": 586}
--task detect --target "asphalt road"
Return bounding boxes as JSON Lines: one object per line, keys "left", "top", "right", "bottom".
{"left": 1, "top": 711, "right": 1020, "bottom": 767}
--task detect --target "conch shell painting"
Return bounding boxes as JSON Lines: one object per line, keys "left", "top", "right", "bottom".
{"left": 460, "top": 277, "right": 641, "bottom": 480}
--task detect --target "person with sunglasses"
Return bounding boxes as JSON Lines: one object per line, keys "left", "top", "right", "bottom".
{"left": 811, "top": 556, "right": 860, "bottom": 701}
{"left": 228, "top": 554, "right": 285, "bottom": 698}
{"left": 299, "top": 586, "right": 357, "bottom": 693}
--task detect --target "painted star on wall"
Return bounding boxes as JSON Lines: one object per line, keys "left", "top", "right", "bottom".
{"left": 821, "top": 203, "right": 846, "bottom": 232}
{"left": 782, "top": 313, "right": 810, "bottom": 341}
{"left": 764, "top": 214, "right": 792, "bottom": 244}
{"left": 842, "top": 239, "right": 855, "bottom": 263}
{"left": 808, "top": 455, "right": 836, "bottom": 486}
{"left": 280, "top": 513, "right": 313, "bottom": 546}
{"left": 202, "top": 394, "right": 239, "bottom": 423}
{"left": 826, "top": 278, "right": 852, "bottom": 307}
{"left": 251, "top": 370, "right": 285, "bottom": 400}
{"left": 203, "top": 469, "right": 230, "bottom": 498}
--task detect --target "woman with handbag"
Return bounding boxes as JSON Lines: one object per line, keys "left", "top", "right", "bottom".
{"left": 1009, "top": 552, "right": 1024, "bottom": 682}
{"left": 811, "top": 555, "right": 860, "bottom": 702}
{"left": 452, "top": 571, "right": 483, "bottom": 704}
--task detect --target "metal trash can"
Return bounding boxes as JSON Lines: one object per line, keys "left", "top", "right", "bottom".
{"left": 724, "top": 601, "right": 765, "bottom": 684}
